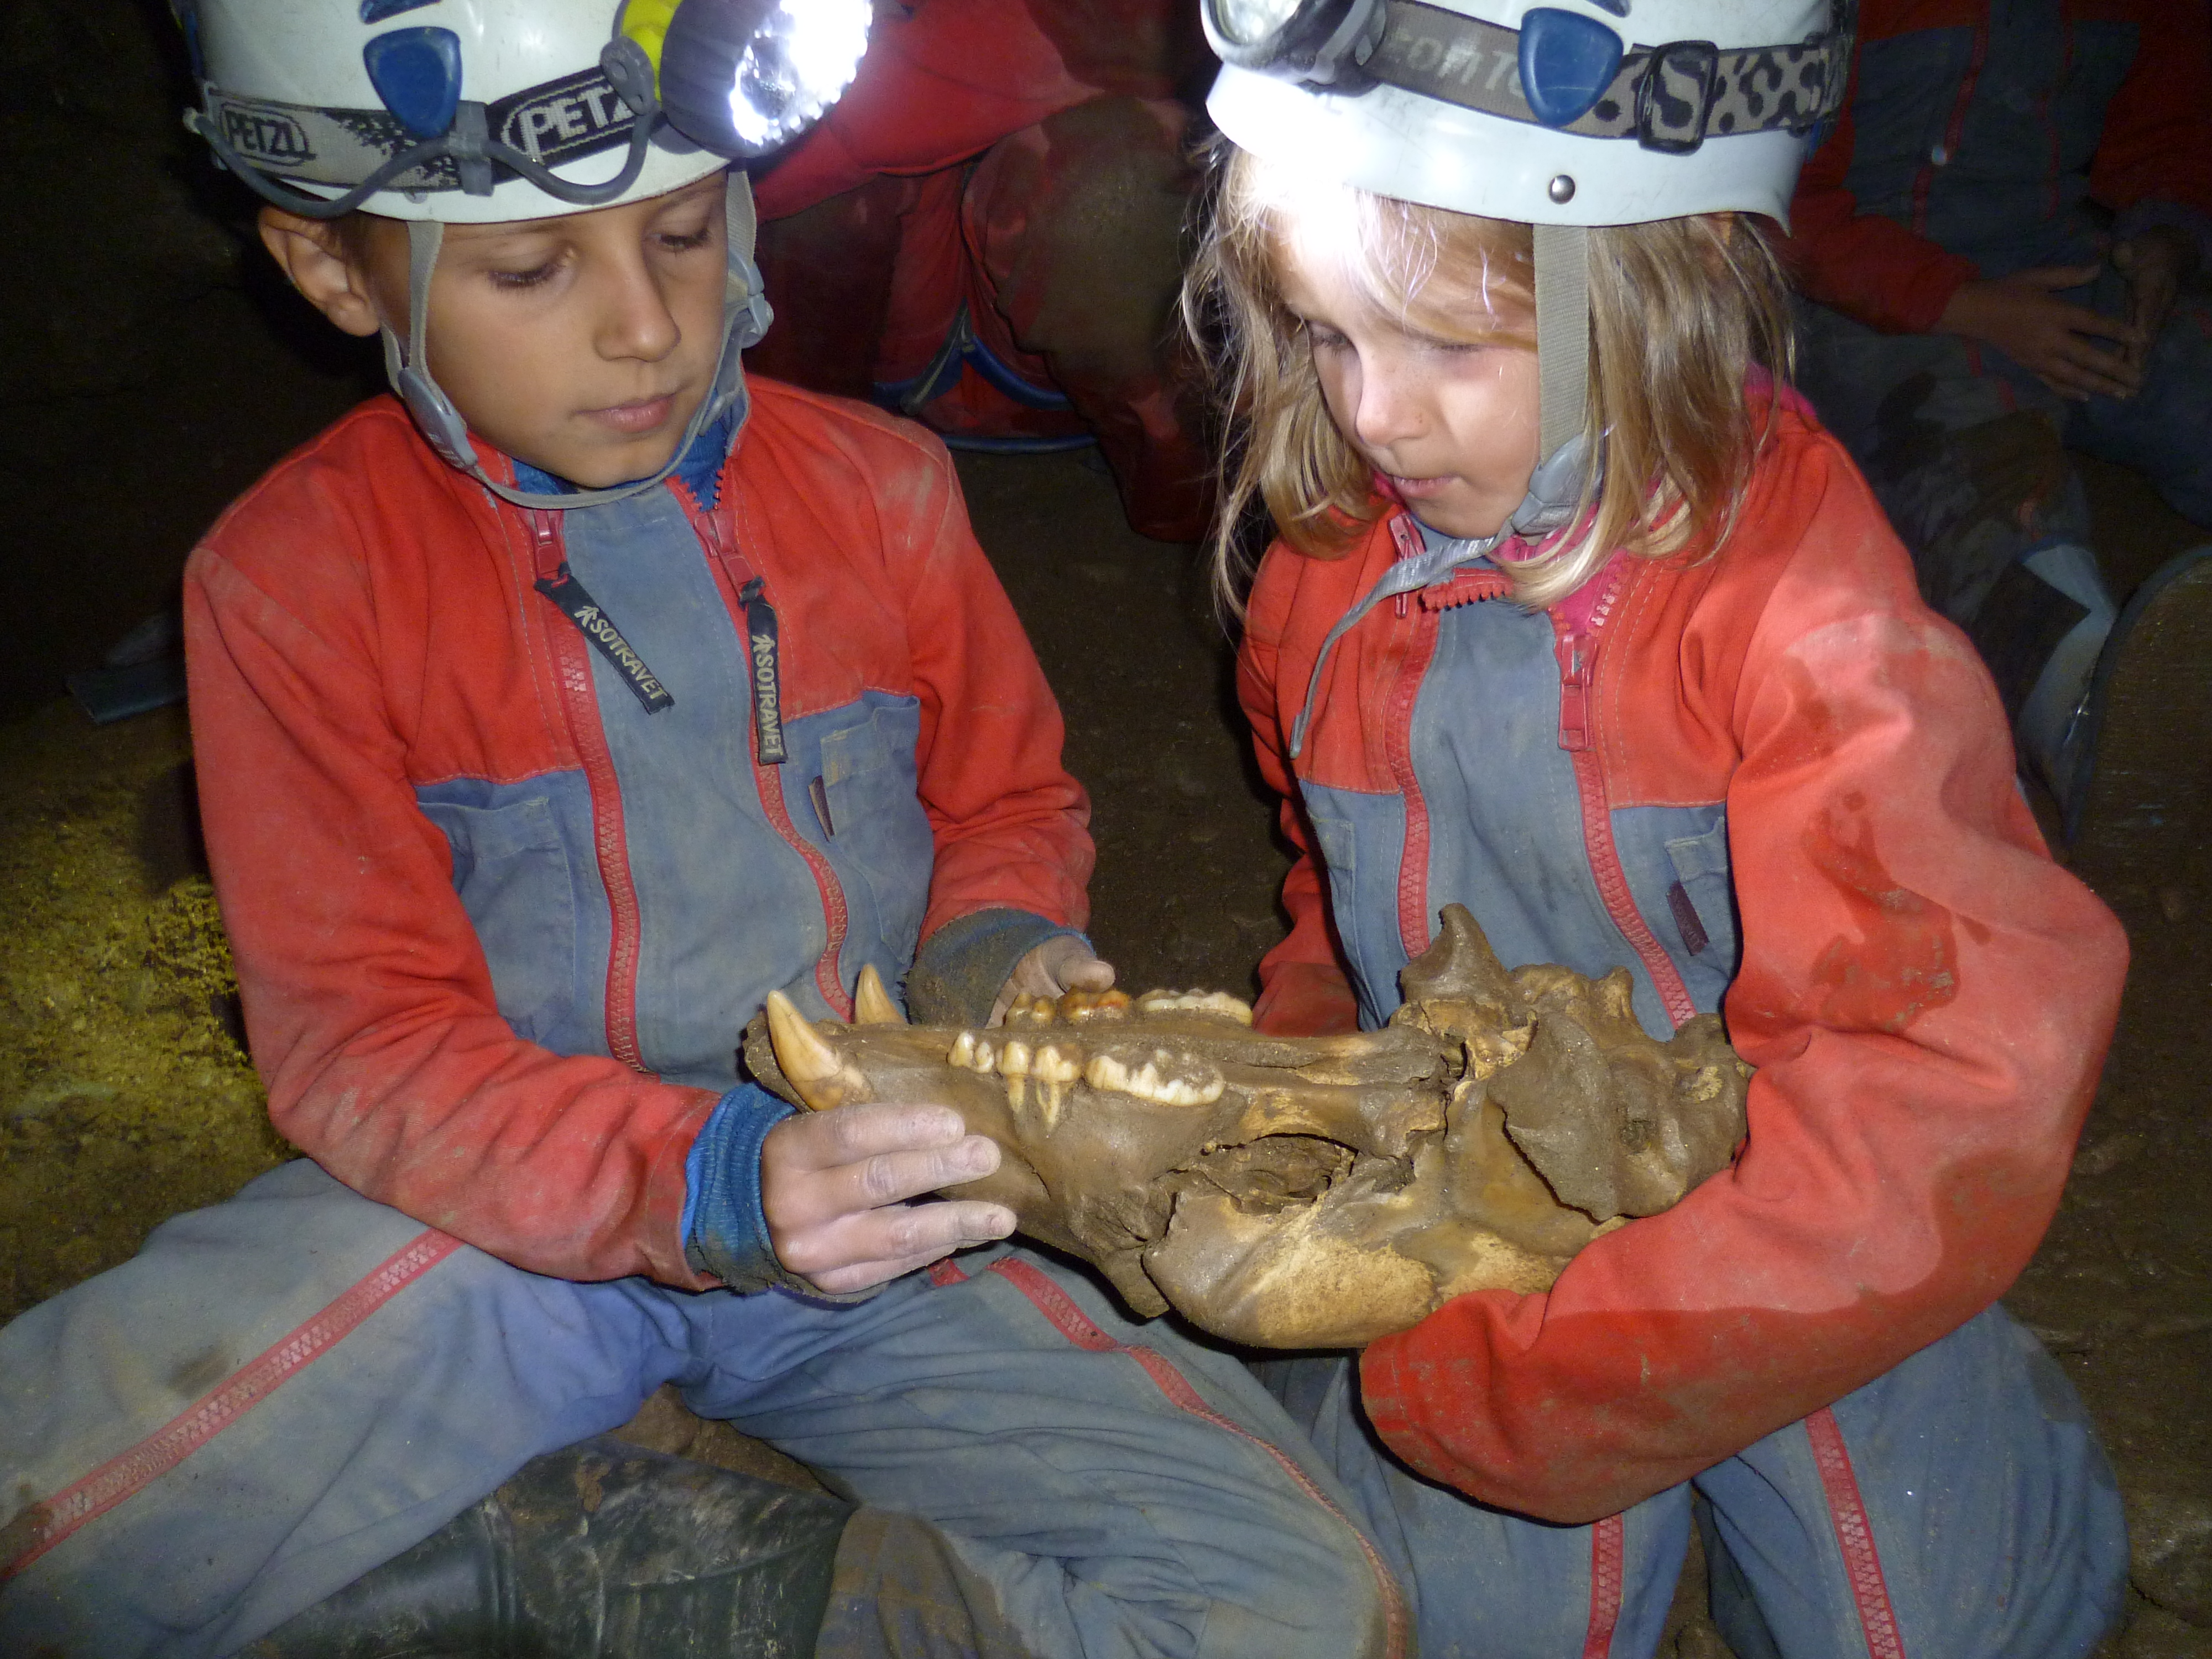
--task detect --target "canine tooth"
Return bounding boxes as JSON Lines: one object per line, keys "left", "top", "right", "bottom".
{"left": 765, "top": 990, "right": 858, "bottom": 1111}
{"left": 1036, "top": 1084, "right": 1063, "bottom": 1135}
{"left": 853, "top": 963, "right": 905, "bottom": 1025}
{"left": 1004, "top": 1074, "right": 1027, "bottom": 1113}
{"left": 999, "top": 1040, "right": 1032, "bottom": 1077}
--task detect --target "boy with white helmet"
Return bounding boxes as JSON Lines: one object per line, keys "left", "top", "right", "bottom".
{"left": 0, "top": 3, "right": 1408, "bottom": 1656}
{"left": 1192, "top": 0, "right": 2129, "bottom": 1652}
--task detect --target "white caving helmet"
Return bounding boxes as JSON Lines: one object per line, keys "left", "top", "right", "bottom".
{"left": 175, "top": 0, "right": 873, "bottom": 505}
{"left": 1207, "top": 0, "right": 1850, "bottom": 229}
{"left": 1208, "top": 0, "right": 1851, "bottom": 475}
{"left": 1209, "top": 0, "right": 1856, "bottom": 756}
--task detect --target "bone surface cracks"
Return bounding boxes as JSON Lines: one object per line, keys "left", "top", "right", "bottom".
{"left": 751, "top": 909, "right": 1751, "bottom": 1348}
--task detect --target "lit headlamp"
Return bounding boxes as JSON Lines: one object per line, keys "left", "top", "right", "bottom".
{"left": 1202, "top": 0, "right": 1387, "bottom": 89}
{"left": 188, "top": 0, "right": 870, "bottom": 220}
{"left": 623, "top": 0, "right": 871, "bottom": 157}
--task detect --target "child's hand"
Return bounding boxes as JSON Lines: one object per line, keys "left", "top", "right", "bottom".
{"left": 990, "top": 936, "right": 1117, "bottom": 1025}
{"left": 761, "top": 1103, "right": 1015, "bottom": 1293}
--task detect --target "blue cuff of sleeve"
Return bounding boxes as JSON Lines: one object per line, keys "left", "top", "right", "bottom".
{"left": 682, "top": 1082, "right": 796, "bottom": 1292}
{"left": 904, "top": 907, "right": 1089, "bottom": 1027}
{"left": 2112, "top": 200, "right": 2212, "bottom": 271}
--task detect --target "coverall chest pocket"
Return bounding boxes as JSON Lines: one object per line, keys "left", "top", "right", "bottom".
{"left": 816, "top": 703, "right": 934, "bottom": 966}
{"left": 1665, "top": 821, "right": 1740, "bottom": 982}
{"left": 2052, "top": 22, "right": 2136, "bottom": 169}
{"left": 419, "top": 795, "right": 580, "bottom": 1046}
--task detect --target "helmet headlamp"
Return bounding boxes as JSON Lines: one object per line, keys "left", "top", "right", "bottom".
{"left": 1203, "top": 0, "right": 1389, "bottom": 87}
{"left": 644, "top": 0, "right": 872, "bottom": 158}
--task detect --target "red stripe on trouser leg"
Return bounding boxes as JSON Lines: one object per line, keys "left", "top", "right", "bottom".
{"left": 2, "top": 1229, "right": 465, "bottom": 1581}
{"left": 1806, "top": 1405, "right": 1907, "bottom": 1659}
{"left": 1582, "top": 1514, "right": 1626, "bottom": 1658}
{"left": 985, "top": 1256, "right": 1410, "bottom": 1659}
{"left": 928, "top": 1258, "right": 969, "bottom": 1287}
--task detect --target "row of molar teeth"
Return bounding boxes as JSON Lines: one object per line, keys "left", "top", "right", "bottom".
{"left": 1061, "top": 988, "right": 1132, "bottom": 1022}
{"left": 1082, "top": 1047, "right": 1226, "bottom": 1107}
{"left": 1131, "top": 989, "right": 1254, "bottom": 1026}
{"left": 952, "top": 1031, "right": 1085, "bottom": 1084}
{"left": 1005, "top": 994, "right": 1057, "bottom": 1027}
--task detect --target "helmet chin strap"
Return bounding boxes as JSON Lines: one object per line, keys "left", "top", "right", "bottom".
{"left": 1532, "top": 222, "right": 1590, "bottom": 465}
{"left": 379, "top": 170, "right": 773, "bottom": 512}
{"left": 1286, "top": 225, "right": 1601, "bottom": 762}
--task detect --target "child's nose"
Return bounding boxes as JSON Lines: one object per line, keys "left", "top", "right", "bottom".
{"left": 1353, "top": 363, "right": 1425, "bottom": 448}
{"left": 596, "top": 260, "right": 682, "bottom": 363}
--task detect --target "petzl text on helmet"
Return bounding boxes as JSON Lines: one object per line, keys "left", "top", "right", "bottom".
{"left": 179, "top": 0, "right": 872, "bottom": 222}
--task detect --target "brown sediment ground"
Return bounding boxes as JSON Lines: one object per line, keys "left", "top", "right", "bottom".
{"left": 0, "top": 705, "right": 290, "bottom": 1317}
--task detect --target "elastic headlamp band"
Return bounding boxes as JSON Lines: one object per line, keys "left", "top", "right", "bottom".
{"left": 186, "top": 40, "right": 663, "bottom": 221}
{"left": 1340, "top": 1, "right": 1845, "bottom": 155}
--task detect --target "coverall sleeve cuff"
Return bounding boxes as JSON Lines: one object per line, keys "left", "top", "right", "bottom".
{"left": 904, "top": 907, "right": 1088, "bottom": 1027}
{"left": 682, "top": 1083, "right": 803, "bottom": 1293}
{"left": 2112, "top": 200, "right": 2212, "bottom": 272}
{"left": 682, "top": 1083, "right": 884, "bottom": 1304}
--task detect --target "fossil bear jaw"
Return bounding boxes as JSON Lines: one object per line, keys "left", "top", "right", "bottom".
{"left": 753, "top": 906, "right": 1751, "bottom": 1347}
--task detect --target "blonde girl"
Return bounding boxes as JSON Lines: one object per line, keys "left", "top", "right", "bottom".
{"left": 1191, "top": 1, "right": 2130, "bottom": 1653}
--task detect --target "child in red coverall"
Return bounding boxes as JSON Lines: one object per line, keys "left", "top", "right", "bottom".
{"left": 0, "top": 5, "right": 1404, "bottom": 1657}
{"left": 1191, "top": 0, "right": 2131, "bottom": 1652}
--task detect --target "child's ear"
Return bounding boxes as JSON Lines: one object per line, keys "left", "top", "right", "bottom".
{"left": 258, "top": 207, "right": 383, "bottom": 338}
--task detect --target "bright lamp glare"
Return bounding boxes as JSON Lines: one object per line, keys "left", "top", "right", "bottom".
{"left": 1211, "top": 0, "right": 1307, "bottom": 46}
{"left": 724, "top": 0, "right": 871, "bottom": 150}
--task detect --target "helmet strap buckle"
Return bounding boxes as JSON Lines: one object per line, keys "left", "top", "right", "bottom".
{"left": 1634, "top": 40, "right": 1720, "bottom": 155}
{"left": 448, "top": 102, "right": 495, "bottom": 197}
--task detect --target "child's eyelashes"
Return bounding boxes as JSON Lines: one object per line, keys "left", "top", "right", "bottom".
{"left": 1298, "top": 317, "right": 1505, "bottom": 358}
{"left": 479, "top": 226, "right": 709, "bottom": 290}
{"left": 487, "top": 260, "right": 562, "bottom": 290}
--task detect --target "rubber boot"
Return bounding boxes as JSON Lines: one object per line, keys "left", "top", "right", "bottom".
{"left": 2062, "top": 544, "right": 2212, "bottom": 880}
{"left": 2009, "top": 541, "right": 2118, "bottom": 807}
{"left": 241, "top": 1436, "right": 853, "bottom": 1658}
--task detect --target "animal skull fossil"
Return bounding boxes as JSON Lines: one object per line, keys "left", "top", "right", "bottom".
{"left": 749, "top": 906, "right": 1750, "bottom": 1348}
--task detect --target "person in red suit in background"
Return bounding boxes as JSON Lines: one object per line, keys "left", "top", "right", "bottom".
{"left": 1783, "top": 0, "right": 2212, "bottom": 867}
{"left": 747, "top": 0, "right": 1216, "bottom": 542}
